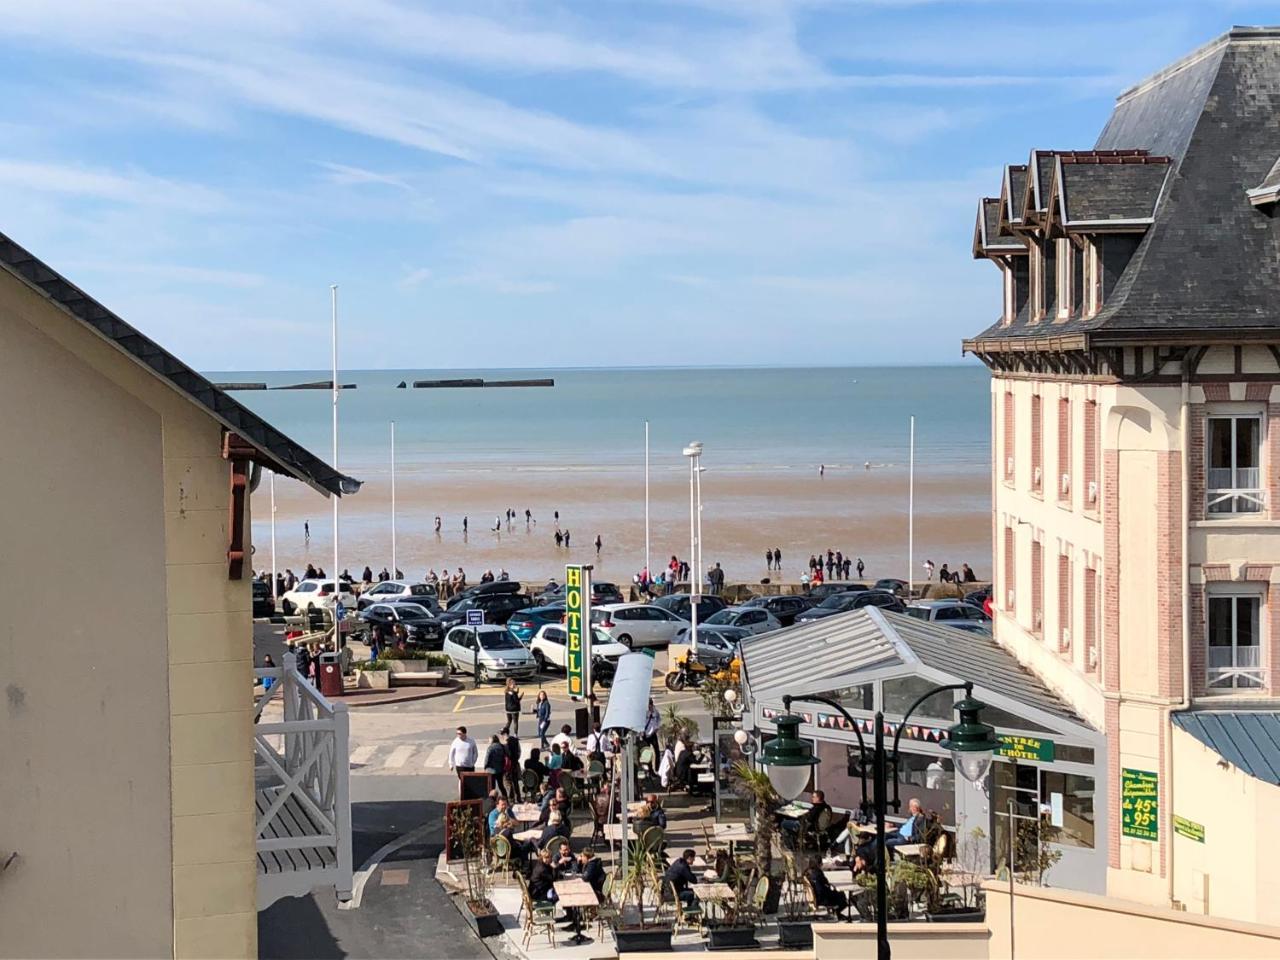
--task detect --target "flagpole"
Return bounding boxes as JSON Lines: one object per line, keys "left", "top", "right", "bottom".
{"left": 644, "top": 420, "right": 650, "bottom": 582}
{"left": 391, "top": 420, "right": 397, "bottom": 575}
{"left": 908, "top": 415, "right": 915, "bottom": 600}
{"left": 270, "top": 472, "right": 278, "bottom": 603}
{"left": 331, "top": 284, "right": 339, "bottom": 589}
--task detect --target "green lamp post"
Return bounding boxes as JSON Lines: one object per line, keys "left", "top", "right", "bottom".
{"left": 760, "top": 682, "right": 999, "bottom": 960}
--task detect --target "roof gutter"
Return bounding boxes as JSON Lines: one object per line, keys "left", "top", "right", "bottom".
{"left": 962, "top": 333, "right": 1090, "bottom": 355}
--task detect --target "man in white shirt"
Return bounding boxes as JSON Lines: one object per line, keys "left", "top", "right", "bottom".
{"left": 448, "top": 725, "right": 478, "bottom": 776}
{"left": 643, "top": 699, "right": 661, "bottom": 752}
{"left": 584, "top": 723, "right": 606, "bottom": 757}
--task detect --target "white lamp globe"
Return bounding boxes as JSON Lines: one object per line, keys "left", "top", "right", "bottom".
{"left": 723, "top": 689, "right": 738, "bottom": 704}
{"left": 733, "top": 728, "right": 749, "bottom": 746}
{"left": 766, "top": 763, "right": 811, "bottom": 802}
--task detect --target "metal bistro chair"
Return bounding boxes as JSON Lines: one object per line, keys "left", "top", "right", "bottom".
{"left": 664, "top": 879, "right": 703, "bottom": 933}
{"left": 639, "top": 825, "right": 666, "bottom": 866}
{"left": 521, "top": 768, "right": 542, "bottom": 797}
{"left": 489, "top": 834, "right": 514, "bottom": 882}
{"left": 637, "top": 745, "right": 657, "bottom": 787}
{"left": 517, "top": 873, "right": 557, "bottom": 949}
{"left": 542, "top": 834, "right": 569, "bottom": 856}
{"left": 592, "top": 872, "right": 621, "bottom": 940}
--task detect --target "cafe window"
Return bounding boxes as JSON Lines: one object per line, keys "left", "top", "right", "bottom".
{"left": 1039, "top": 770, "right": 1095, "bottom": 849}
{"left": 977, "top": 703, "right": 1054, "bottom": 735}
{"left": 882, "top": 675, "right": 955, "bottom": 723}
{"left": 1053, "top": 744, "right": 1095, "bottom": 765}
{"left": 847, "top": 749, "right": 956, "bottom": 825}
{"left": 811, "top": 683, "right": 874, "bottom": 713}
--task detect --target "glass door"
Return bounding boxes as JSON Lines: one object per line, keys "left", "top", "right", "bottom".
{"left": 990, "top": 760, "right": 1039, "bottom": 876}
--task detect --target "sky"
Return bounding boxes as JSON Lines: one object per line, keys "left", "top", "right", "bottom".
{"left": 0, "top": 1, "right": 1275, "bottom": 370}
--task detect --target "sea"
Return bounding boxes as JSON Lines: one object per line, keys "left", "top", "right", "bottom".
{"left": 213, "top": 365, "right": 994, "bottom": 583}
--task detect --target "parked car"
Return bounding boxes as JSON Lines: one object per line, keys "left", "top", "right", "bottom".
{"left": 279, "top": 579, "right": 357, "bottom": 615}
{"left": 438, "top": 591, "right": 532, "bottom": 627}
{"left": 445, "top": 579, "right": 523, "bottom": 609}
{"left": 534, "top": 580, "right": 625, "bottom": 606}
{"left": 651, "top": 592, "right": 729, "bottom": 623}
{"left": 737, "top": 594, "right": 815, "bottom": 626}
{"left": 590, "top": 603, "right": 688, "bottom": 649}
{"left": 505, "top": 604, "right": 566, "bottom": 644}
{"left": 874, "top": 578, "right": 909, "bottom": 597}
{"left": 700, "top": 605, "right": 781, "bottom": 636}
{"left": 357, "top": 580, "right": 438, "bottom": 610}
{"left": 673, "top": 626, "right": 742, "bottom": 667}
{"left": 528, "top": 624, "right": 629, "bottom": 673}
{"left": 356, "top": 602, "right": 445, "bottom": 649}
{"left": 252, "top": 580, "right": 275, "bottom": 618}
{"left": 807, "top": 581, "right": 870, "bottom": 599}
{"left": 796, "top": 589, "right": 904, "bottom": 623}
{"left": 945, "top": 620, "right": 994, "bottom": 635}
{"left": 441, "top": 624, "right": 536, "bottom": 682}
{"left": 964, "top": 585, "right": 993, "bottom": 609}
{"left": 905, "top": 599, "right": 992, "bottom": 625}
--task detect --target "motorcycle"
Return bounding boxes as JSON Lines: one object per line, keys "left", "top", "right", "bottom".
{"left": 591, "top": 654, "right": 616, "bottom": 689}
{"left": 665, "top": 652, "right": 713, "bottom": 691}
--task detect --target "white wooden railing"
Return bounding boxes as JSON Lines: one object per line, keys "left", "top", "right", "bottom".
{"left": 1206, "top": 467, "right": 1264, "bottom": 514}
{"left": 253, "top": 653, "right": 352, "bottom": 907}
{"left": 1207, "top": 644, "right": 1265, "bottom": 689}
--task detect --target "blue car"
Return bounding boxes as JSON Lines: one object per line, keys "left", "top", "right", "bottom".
{"left": 506, "top": 603, "right": 566, "bottom": 644}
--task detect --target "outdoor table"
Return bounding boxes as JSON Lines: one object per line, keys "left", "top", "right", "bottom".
{"left": 554, "top": 878, "right": 599, "bottom": 946}
{"left": 603, "top": 823, "right": 637, "bottom": 841}
{"left": 510, "top": 804, "right": 541, "bottom": 823}
{"left": 776, "top": 800, "right": 813, "bottom": 819}
{"left": 690, "top": 882, "right": 735, "bottom": 923}
{"left": 712, "top": 823, "right": 754, "bottom": 842}
{"left": 514, "top": 828, "right": 542, "bottom": 843}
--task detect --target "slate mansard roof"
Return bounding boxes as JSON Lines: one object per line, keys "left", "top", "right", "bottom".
{"left": 967, "top": 27, "right": 1280, "bottom": 349}
{"left": 0, "top": 231, "right": 359, "bottom": 497}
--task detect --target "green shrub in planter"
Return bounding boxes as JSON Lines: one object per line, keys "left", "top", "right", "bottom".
{"left": 356, "top": 659, "right": 388, "bottom": 671}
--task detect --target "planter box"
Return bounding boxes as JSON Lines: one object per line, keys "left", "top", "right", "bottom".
{"left": 707, "top": 925, "right": 758, "bottom": 950}
{"left": 614, "top": 925, "right": 674, "bottom": 953}
{"left": 462, "top": 900, "right": 504, "bottom": 939}
{"left": 778, "top": 920, "right": 813, "bottom": 950}
{"left": 357, "top": 669, "right": 390, "bottom": 689}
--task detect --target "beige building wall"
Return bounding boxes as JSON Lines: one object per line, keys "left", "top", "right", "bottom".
{"left": 1170, "top": 725, "right": 1280, "bottom": 925}
{"left": 0, "top": 275, "right": 257, "bottom": 957}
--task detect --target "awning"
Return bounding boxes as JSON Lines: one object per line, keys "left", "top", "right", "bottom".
{"left": 1173, "top": 711, "right": 1280, "bottom": 785}
{"left": 600, "top": 654, "right": 652, "bottom": 734}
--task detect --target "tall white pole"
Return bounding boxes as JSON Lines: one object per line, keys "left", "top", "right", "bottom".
{"left": 331, "top": 284, "right": 339, "bottom": 589}
{"left": 908, "top": 415, "right": 915, "bottom": 600}
{"left": 689, "top": 453, "right": 698, "bottom": 650}
{"left": 695, "top": 459, "right": 704, "bottom": 594}
{"left": 644, "top": 420, "right": 650, "bottom": 581}
{"left": 391, "top": 420, "right": 397, "bottom": 575}
{"left": 270, "top": 472, "right": 278, "bottom": 602}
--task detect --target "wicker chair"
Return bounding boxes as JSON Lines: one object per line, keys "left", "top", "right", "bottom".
{"left": 489, "top": 835, "right": 514, "bottom": 881}
{"left": 517, "top": 874, "right": 557, "bottom": 949}
{"left": 592, "top": 873, "right": 621, "bottom": 940}
{"left": 664, "top": 879, "right": 703, "bottom": 933}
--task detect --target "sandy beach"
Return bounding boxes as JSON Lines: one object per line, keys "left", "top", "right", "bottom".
{"left": 251, "top": 462, "right": 991, "bottom": 586}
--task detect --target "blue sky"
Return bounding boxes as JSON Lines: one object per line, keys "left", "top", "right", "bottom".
{"left": 1, "top": 1, "right": 1274, "bottom": 369}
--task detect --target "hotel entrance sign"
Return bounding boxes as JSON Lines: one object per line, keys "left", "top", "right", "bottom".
{"left": 565, "top": 565, "right": 592, "bottom": 698}
{"left": 997, "top": 735, "right": 1055, "bottom": 763}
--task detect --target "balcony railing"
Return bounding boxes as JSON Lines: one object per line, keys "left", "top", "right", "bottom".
{"left": 253, "top": 653, "right": 352, "bottom": 909}
{"left": 1207, "top": 644, "right": 1264, "bottom": 689}
{"left": 1206, "top": 467, "right": 1264, "bottom": 514}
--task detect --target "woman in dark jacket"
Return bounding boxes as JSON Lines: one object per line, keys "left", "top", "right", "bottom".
{"left": 484, "top": 735, "right": 508, "bottom": 798}
{"left": 534, "top": 690, "right": 552, "bottom": 748}
{"left": 504, "top": 679, "right": 524, "bottom": 735}
{"left": 528, "top": 849, "right": 557, "bottom": 903}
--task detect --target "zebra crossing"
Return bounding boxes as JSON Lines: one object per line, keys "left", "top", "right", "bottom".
{"left": 347, "top": 741, "right": 456, "bottom": 776}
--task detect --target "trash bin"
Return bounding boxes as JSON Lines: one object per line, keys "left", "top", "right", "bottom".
{"left": 317, "top": 651, "right": 343, "bottom": 697}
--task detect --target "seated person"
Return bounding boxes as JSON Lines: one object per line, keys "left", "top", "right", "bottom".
{"left": 635, "top": 793, "right": 667, "bottom": 832}
{"left": 529, "top": 849, "right": 558, "bottom": 903}
{"left": 537, "top": 787, "right": 568, "bottom": 824}
{"left": 493, "top": 813, "right": 534, "bottom": 859}
{"left": 884, "top": 798, "right": 925, "bottom": 852}
{"left": 780, "top": 789, "right": 832, "bottom": 846}
{"left": 538, "top": 810, "right": 568, "bottom": 849}
{"left": 584, "top": 722, "right": 607, "bottom": 760}
{"left": 663, "top": 849, "right": 699, "bottom": 907}
{"left": 552, "top": 839, "right": 574, "bottom": 877}
{"left": 488, "top": 797, "right": 510, "bottom": 834}
{"left": 547, "top": 743, "right": 565, "bottom": 774}
{"left": 574, "top": 847, "right": 605, "bottom": 896}
{"left": 804, "top": 857, "right": 849, "bottom": 920}
{"left": 525, "top": 747, "right": 550, "bottom": 785}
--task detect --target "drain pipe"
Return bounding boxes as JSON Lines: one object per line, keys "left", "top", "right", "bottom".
{"left": 1168, "top": 371, "right": 1192, "bottom": 907}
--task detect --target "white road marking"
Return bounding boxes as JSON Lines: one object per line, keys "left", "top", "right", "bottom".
{"left": 384, "top": 745, "right": 414, "bottom": 769}
{"left": 338, "top": 820, "right": 443, "bottom": 911}
{"left": 425, "top": 744, "right": 451, "bottom": 768}
{"left": 349, "top": 745, "right": 377, "bottom": 765}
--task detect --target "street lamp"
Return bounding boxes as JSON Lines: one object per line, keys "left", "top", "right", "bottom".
{"left": 759, "top": 683, "right": 999, "bottom": 960}
{"left": 682, "top": 441, "right": 704, "bottom": 652}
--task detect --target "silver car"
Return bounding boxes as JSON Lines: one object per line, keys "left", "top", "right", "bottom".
{"left": 441, "top": 624, "right": 536, "bottom": 682}
{"left": 702, "top": 605, "right": 781, "bottom": 636}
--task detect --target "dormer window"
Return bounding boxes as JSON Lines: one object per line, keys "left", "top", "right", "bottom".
{"left": 1056, "top": 238, "right": 1073, "bottom": 318}
{"left": 1002, "top": 264, "right": 1015, "bottom": 325}
{"left": 1082, "top": 239, "right": 1100, "bottom": 316}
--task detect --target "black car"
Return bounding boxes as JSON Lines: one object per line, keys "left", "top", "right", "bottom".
{"left": 652, "top": 592, "right": 729, "bottom": 623}
{"left": 439, "top": 592, "right": 533, "bottom": 627}
{"left": 357, "top": 602, "right": 445, "bottom": 649}
{"left": 795, "top": 589, "right": 902, "bottom": 623}
{"left": 446, "top": 579, "right": 523, "bottom": 608}
{"left": 964, "top": 585, "right": 993, "bottom": 609}
{"left": 252, "top": 580, "right": 275, "bottom": 618}
{"left": 535, "top": 580, "right": 625, "bottom": 606}
{"left": 738, "top": 594, "right": 815, "bottom": 626}
{"left": 874, "top": 578, "right": 909, "bottom": 597}
{"left": 807, "top": 581, "right": 870, "bottom": 599}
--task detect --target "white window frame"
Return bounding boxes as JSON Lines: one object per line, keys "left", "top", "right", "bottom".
{"left": 1029, "top": 243, "right": 1044, "bottom": 322}
{"left": 1002, "top": 263, "right": 1015, "bottom": 325}
{"left": 1205, "top": 588, "right": 1265, "bottom": 690}
{"left": 1081, "top": 239, "right": 1098, "bottom": 317}
{"left": 1056, "top": 238, "right": 1072, "bottom": 318}
{"left": 1205, "top": 414, "right": 1264, "bottom": 516}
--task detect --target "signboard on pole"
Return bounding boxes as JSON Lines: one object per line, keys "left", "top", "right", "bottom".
{"left": 997, "top": 735, "right": 1055, "bottom": 763}
{"left": 465, "top": 609, "right": 485, "bottom": 626}
{"left": 1121, "top": 767, "right": 1159, "bottom": 841}
{"left": 565, "top": 564, "right": 592, "bottom": 698}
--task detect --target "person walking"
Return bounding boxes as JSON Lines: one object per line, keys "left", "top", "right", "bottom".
{"left": 856, "top": 557, "right": 865, "bottom": 578}
{"left": 594, "top": 534, "right": 602, "bottom": 556}
{"left": 923, "top": 559, "right": 935, "bottom": 581}
{"left": 564, "top": 529, "right": 571, "bottom": 547}
{"left": 534, "top": 690, "right": 552, "bottom": 749}
{"left": 448, "top": 726, "right": 478, "bottom": 776}
{"left": 504, "top": 678, "right": 524, "bottom": 735}
{"left": 483, "top": 734, "right": 508, "bottom": 797}
{"left": 503, "top": 729, "right": 523, "bottom": 801}
{"left": 555, "top": 529, "right": 563, "bottom": 548}
{"left": 462, "top": 515, "right": 468, "bottom": 534}
{"left": 765, "top": 548, "right": 774, "bottom": 572}
{"left": 304, "top": 521, "right": 310, "bottom": 543}
{"left": 774, "top": 546, "right": 782, "bottom": 571}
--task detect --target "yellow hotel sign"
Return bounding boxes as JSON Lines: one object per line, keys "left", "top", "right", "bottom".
{"left": 565, "top": 565, "right": 592, "bottom": 697}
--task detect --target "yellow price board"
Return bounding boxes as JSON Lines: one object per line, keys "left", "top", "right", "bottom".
{"left": 1121, "top": 768, "right": 1158, "bottom": 841}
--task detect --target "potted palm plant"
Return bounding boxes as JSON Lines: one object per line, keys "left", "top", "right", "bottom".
{"left": 612, "top": 843, "right": 674, "bottom": 953}
{"left": 706, "top": 864, "right": 759, "bottom": 950}
{"left": 447, "top": 806, "right": 502, "bottom": 938}
{"left": 775, "top": 852, "right": 816, "bottom": 950}
{"left": 927, "top": 826, "right": 987, "bottom": 922}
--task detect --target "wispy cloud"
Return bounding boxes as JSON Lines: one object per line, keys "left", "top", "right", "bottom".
{"left": 0, "top": 159, "right": 223, "bottom": 213}
{"left": 315, "top": 161, "right": 414, "bottom": 192}
{"left": 398, "top": 266, "right": 433, "bottom": 289}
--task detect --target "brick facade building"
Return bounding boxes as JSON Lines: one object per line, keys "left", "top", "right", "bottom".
{"left": 966, "top": 28, "right": 1280, "bottom": 924}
